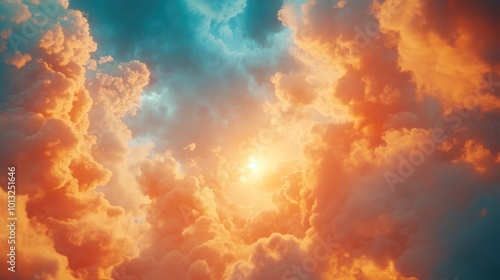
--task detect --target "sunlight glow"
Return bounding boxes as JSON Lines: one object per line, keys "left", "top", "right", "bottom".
{"left": 247, "top": 156, "right": 266, "bottom": 175}
{"left": 247, "top": 156, "right": 259, "bottom": 170}
{"left": 238, "top": 156, "right": 268, "bottom": 184}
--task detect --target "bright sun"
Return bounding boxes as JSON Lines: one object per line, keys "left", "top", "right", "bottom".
{"left": 247, "top": 156, "right": 259, "bottom": 170}
{"left": 226, "top": 155, "right": 274, "bottom": 211}
{"left": 240, "top": 156, "right": 267, "bottom": 183}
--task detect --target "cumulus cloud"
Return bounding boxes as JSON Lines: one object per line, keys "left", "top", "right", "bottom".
{"left": 1, "top": 0, "right": 499, "bottom": 279}
{"left": 261, "top": 0, "right": 500, "bottom": 279}
{"left": 0, "top": 1, "right": 149, "bottom": 278}
{"left": 69, "top": 0, "right": 293, "bottom": 160}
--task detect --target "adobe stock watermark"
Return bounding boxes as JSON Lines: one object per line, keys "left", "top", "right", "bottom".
{"left": 384, "top": 73, "right": 500, "bottom": 192}
{"left": 8, "top": 0, "right": 61, "bottom": 52}
{"left": 282, "top": 235, "right": 340, "bottom": 280}
{"left": 352, "top": 0, "right": 402, "bottom": 53}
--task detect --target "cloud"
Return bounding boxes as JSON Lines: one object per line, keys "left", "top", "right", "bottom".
{"left": 0, "top": 1, "right": 149, "bottom": 278}
{"left": 5, "top": 50, "right": 31, "bottom": 68}
{"left": 266, "top": 0, "right": 500, "bottom": 279}
{"left": 0, "top": 191, "right": 76, "bottom": 280}
{"left": 240, "top": 0, "right": 284, "bottom": 45}
{"left": 69, "top": 0, "right": 294, "bottom": 159}
{"left": 185, "top": 0, "right": 246, "bottom": 22}
{"left": 378, "top": 0, "right": 500, "bottom": 108}
{"left": 1, "top": 0, "right": 499, "bottom": 279}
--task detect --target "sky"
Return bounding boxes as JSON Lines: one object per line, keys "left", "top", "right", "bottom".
{"left": 1, "top": 0, "right": 500, "bottom": 279}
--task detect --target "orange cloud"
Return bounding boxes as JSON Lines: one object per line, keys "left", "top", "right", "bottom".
{"left": 0, "top": 1, "right": 149, "bottom": 278}
{"left": 1, "top": 0, "right": 499, "bottom": 279}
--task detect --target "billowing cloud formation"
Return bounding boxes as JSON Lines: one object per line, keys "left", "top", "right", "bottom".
{"left": 0, "top": 0, "right": 148, "bottom": 278}
{"left": 1, "top": 0, "right": 500, "bottom": 279}
{"left": 69, "top": 0, "right": 292, "bottom": 160}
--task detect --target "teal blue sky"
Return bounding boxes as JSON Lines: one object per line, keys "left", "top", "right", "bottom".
{"left": 70, "top": 0, "right": 297, "bottom": 156}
